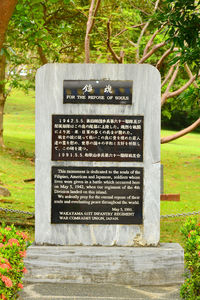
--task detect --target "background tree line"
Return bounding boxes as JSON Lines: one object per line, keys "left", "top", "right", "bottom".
{"left": 0, "top": 0, "right": 199, "bottom": 148}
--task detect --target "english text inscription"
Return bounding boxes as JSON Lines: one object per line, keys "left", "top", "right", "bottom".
{"left": 51, "top": 166, "right": 143, "bottom": 224}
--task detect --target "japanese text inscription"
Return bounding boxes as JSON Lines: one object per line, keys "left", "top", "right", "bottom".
{"left": 52, "top": 115, "right": 143, "bottom": 162}
{"left": 63, "top": 80, "right": 132, "bottom": 104}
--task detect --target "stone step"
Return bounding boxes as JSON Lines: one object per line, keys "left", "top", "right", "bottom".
{"left": 24, "top": 243, "right": 184, "bottom": 286}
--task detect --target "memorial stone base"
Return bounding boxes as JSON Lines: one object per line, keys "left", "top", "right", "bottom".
{"left": 32, "top": 64, "right": 184, "bottom": 289}
{"left": 23, "top": 243, "right": 184, "bottom": 286}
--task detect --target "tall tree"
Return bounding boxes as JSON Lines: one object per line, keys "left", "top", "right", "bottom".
{"left": 0, "top": 0, "right": 18, "bottom": 50}
{"left": 0, "top": 0, "right": 18, "bottom": 147}
{"left": 85, "top": 0, "right": 200, "bottom": 143}
{"left": 0, "top": 0, "right": 79, "bottom": 148}
{"left": 0, "top": 0, "right": 199, "bottom": 147}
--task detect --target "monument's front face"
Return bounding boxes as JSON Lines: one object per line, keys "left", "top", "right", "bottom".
{"left": 35, "top": 64, "right": 161, "bottom": 246}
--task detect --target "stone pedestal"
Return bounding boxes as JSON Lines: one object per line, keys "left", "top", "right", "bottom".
{"left": 33, "top": 64, "right": 184, "bottom": 288}
{"left": 24, "top": 243, "right": 184, "bottom": 286}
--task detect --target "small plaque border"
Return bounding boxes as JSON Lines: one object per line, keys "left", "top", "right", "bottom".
{"left": 63, "top": 80, "right": 133, "bottom": 105}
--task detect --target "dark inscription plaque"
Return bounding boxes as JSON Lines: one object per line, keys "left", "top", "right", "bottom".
{"left": 51, "top": 166, "right": 143, "bottom": 224}
{"left": 63, "top": 80, "right": 132, "bottom": 105}
{"left": 52, "top": 115, "right": 143, "bottom": 162}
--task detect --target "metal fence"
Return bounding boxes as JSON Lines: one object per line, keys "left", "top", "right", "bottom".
{"left": 0, "top": 206, "right": 200, "bottom": 220}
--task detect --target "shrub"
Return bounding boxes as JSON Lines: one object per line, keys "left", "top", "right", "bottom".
{"left": 180, "top": 217, "right": 200, "bottom": 299}
{"left": 0, "top": 224, "right": 31, "bottom": 299}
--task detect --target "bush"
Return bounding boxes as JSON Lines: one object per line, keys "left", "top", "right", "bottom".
{"left": 161, "top": 85, "right": 200, "bottom": 131}
{"left": 180, "top": 217, "right": 200, "bottom": 299}
{"left": 0, "top": 224, "right": 31, "bottom": 299}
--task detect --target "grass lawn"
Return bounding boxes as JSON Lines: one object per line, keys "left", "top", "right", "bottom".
{"left": 0, "top": 90, "right": 35, "bottom": 213}
{"left": 161, "top": 130, "right": 200, "bottom": 215}
{"left": 0, "top": 89, "right": 199, "bottom": 244}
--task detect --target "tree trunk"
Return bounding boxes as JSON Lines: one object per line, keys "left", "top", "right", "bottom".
{"left": 0, "top": 54, "right": 6, "bottom": 148}
{"left": 38, "top": 46, "right": 48, "bottom": 65}
{"left": 0, "top": 0, "right": 17, "bottom": 147}
{"left": 84, "top": 0, "right": 101, "bottom": 63}
{"left": 0, "top": 0, "right": 18, "bottom": 51}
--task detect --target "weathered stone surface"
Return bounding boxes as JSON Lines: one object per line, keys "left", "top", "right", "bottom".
{"left": 23, "top": 243, "right": 184, "bottom": 286}
{"left": 35, "top": 64, "right": 161, "bottom": 246}
{"left": 19, "top": 282, "right": 182, "bottom": 299}
{"left": 0, "top": 186, "right": 11, "bottom": 197}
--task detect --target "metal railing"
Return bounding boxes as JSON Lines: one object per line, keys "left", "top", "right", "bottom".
{"left": 1, "top": 206, "right": 200, "bottom": 219}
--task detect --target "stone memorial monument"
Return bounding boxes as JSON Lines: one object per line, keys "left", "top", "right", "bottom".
{"left": 24, "top": 64, "right": 184, "bottom": 285}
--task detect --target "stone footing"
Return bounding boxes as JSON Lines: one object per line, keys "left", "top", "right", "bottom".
{"left": 24, "top": 243, "right": 184, "bottom": 286}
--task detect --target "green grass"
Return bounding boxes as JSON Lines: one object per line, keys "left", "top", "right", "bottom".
{"left": 160, "top": 131, "right": 200, "bottom": 245}
{"left": 160, "top": 216, "right": 200, "bottom": 247}
{"left": 0, "top": 88, "right": 199, "bottom": 244}
{"left": 4, "top": 89, "right": 35, "bottom": 156}
{"left": 161, "top": 130, "right": 200, "bottom": 215}
{"left": 0, "top": 150, "right": 34, "bottom": 211}
{"left": 0, "top": 90, "right": 35, "bottom": 214}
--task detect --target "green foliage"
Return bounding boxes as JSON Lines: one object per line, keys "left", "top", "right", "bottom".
{"left": 161, "top": 217, "right": 200, "bottom": 247}
{"left": 155, "top": 0, "right": 200, "bottom": 72}
{"left": 90, "top": 0, "right": 154, "bottom": 63}
{"left": 0, "top": 224, "right": 31, "bottom": 299}
{"left": 161, "top": 85, "right": 200, "bottom": 130}
{"left": 1, "top": 0, "right": 87, "bottom": 98}
{"left": 180, "top": 217, "right": 200, "bottom": 299}
{"left": 10, "top": 0, "right": 86, "bottom": 63}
